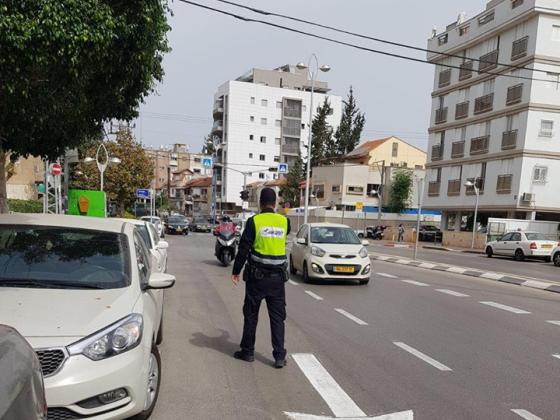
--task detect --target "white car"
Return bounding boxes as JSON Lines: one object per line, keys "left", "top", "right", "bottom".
{"left": 140, "top": 216, "right": 164, "bottom": 239}
{"left": 118, "top": 218, "right": 168, "bottom": 273}
{"left": 552, "top": 244, "right": 560, "bottom": 267}
{"left": 290, "top": 223, "right": 371, "bottom": 285}
{"left": 485, "top": 231, "right": 557, "bottom": 261}
{"left": 0, "top": 214, "right": 175, "bottom": 419}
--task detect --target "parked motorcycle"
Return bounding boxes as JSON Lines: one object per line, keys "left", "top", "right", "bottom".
{"left": 367, "top": 225, "right": 386, "bottom": 240}
{"left": 214, "top": 223, "right": 238, "bottom": 266}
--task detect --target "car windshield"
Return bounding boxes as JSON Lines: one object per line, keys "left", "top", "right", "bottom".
{"left": 423, "top": 226, "right": 438, "bottom": 231}
{"left": 0, "top": 226, "right": 130, "bottom": 289}
{"left": 193, "top": 217, "right": 207, "bottom": 223}
{"left": 525, "top": 232, "right": 548, "bottom": 241}
{"left": 310, "top": 227, "right": 361, "bottom": 245}
{"left": 168, "top": 216, "right": 187, "bottom": 224}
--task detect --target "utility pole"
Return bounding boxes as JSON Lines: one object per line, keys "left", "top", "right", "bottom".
{"left": 413, "top": 177, "right": 425, "bottom": 260}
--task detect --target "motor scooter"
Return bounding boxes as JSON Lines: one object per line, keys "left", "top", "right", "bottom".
{"left": 214, "top": 223, "right": 238, "bottom": 266}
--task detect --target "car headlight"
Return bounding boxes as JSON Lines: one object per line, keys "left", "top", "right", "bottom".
{"left": 362, "top": 264, "right": 371, "bottom": 275}
{"left": 311, "top": 246, "right": 326, "bottom": 257}
{"left": 359, "top": 247, "right": 369, "bottom": 258}
{"left": 67, "top": 314, "right": 143, "bottom": 361}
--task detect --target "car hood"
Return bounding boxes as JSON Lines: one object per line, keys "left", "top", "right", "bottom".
{"left": 0, "top": 287, "right": 139, "bottom": 338}
{"left": 310, "top": 243, "right": 365, "bottom": 255}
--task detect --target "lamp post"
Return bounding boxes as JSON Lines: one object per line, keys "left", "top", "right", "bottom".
{"left": 414, "top": 177, "right": 425, "bottom": 260}
{"left": 296, "top": 56, "right": 331, "bottom": 225}
{"left": 84, "top": 143, "right": 121, "bottom": 216}
{"left": 464, "top": 180, "right": 480, "bottom": 249}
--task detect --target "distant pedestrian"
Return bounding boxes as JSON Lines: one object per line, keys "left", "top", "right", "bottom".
{"left": 397, "top": 224, "right": 405, "bottom": 242}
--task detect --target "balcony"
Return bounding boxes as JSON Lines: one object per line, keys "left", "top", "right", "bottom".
{"left": 506, "top": 84, "right": 523, "bottom": 105}
{"left": 428, "top": 181, "right": 441, "bottom": 197}
{"left": 478, "top": 50, "right": 499, "bottom": 73}
{"left": 212, "top": 120, "right": 223, "bottom": 133}
{"left": 438, "top": 69, "right": 451, "bottom": 88}
{"left": 451, "top": 141, "right": 465, "bottom": 158}
{"left": 496, "top": 174, "right": 513, "bottom": 194}
{"left": 447, "top": 179, "right": 461, "bottom": 196}
{"left": 470, "top": 135, "right": 489, "bottom": 155}
{"left": 511, "top": 36, "right": 528, "bottom": 61}
{"left": 466, "top": 177, "right": 485, "bottom": 195}
{"left": 459, "top": 61, "right": 473, "bottom": 81}
{"left": 213, "top": 101, "right": 224, "bottom": 117}
{"left": 455, "top": 101, "right": 469, "bottom": 119}
{"left": 435, "top": 107, "right": 448, "bottom": 125}
{"left": 502, "top": 130, "right": 518, "bottom": 150}
{"left": 431, "top": 144, "right": 443, "bottom": 161}
{"left": 281, "top": 141, "right": 300, "bottom": 155}
{"left": 474, "top": 93, "right": 494, "bottom": 114}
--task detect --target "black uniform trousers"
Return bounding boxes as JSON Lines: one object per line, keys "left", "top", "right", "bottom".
{"left": 240, "top": 264, "right": 287, "bottom": 361}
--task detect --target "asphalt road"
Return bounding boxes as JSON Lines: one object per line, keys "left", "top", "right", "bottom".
{"left": 151, "top": 233, "right": 560, "bottom": 420}
{"left": 368, "top": 241, "right": 560, "bottom": 284}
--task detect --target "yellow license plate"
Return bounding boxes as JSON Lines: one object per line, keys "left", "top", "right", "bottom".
{"left": 542, "top": 244, "right": 552, "bottom": 249}
{"left": 334, "top": 266, "right": 355, "bottom": 273}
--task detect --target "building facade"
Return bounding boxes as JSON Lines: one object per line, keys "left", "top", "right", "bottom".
{"left": 211, "top": 64, "right": 342, "bottom": 210}
{"left": 6, "top": 155, "right": 44, "bottom": 200}
{"left": 425, "top": 0, "right": 560, "bottom": 232}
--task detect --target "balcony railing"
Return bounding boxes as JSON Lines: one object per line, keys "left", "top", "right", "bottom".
{"left": 474, "top": 93, "right": 494, "bottom": 114}
{"left": 470, "top": 135, "right": 489, "bottom": 155}
{"left": 496, "top": 174, "right": 513, "bottom": 194}
{"left": 466, "top": 177, "right": 485, "bottom": 195}
{"left": 431, "top": 144, "right": 443, "bottom": 161}
{"left": 506, "top": 84, "right": 523, "bottom": 105}
{"left": 428, "top": 181, "right": 441, "bottom": 197}
{"left": 438, "top": 69, "right": 451, "bottom": 88}
{"left": 212, "top": 120, "right": 223, "bottom": 132}
{"left": 478, "top": 50, "right": 499, "bottom": 73}
{"left": 447, "top": 179, "right": 461, "bottom": 196}
{"left": 511, "top": 36, "right": 528, "bottom": 61}
{"left": 459, "top": 61, "right": 473, "bottom": 81}
{"left": 455, "top": 101, "right": 469, "bottom": 119}
{"left": 435, "top": 107, "right": 448, "bottom": 124}
{"left": 213, "top": 101, "right": 224, "bottom": 116}
{"left": 281, "top": 143, "right": 300, "bottom": 155}
{"left": 451, "top": 141, "right": 465, "bottom": 158}
{"left": 502, "top": 130, "right": 518, "bottom": 150}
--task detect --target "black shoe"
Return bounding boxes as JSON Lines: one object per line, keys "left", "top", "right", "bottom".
{"left": 274, "top": 358, "right": 287, "bottom": 369}
{"left": 233, "top": 351, "right": 254, "bottom": 363}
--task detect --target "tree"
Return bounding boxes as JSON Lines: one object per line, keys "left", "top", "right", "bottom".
{"left": 335, "top": 87, "right": 366, "bottom": 156}
{"left": 202, "top": 134, "right": 215, "bottom": 156}
{"left": 310, "top": 98, "right": 334, "bottom": 170}
{"left": 0, "top": 1, "right": 171, "bottom": 212}
{"left": 388, "top": 170, "right": 413, "bottom": 214}
{"left": 71, "top": 130, "right": 154, "bottom": 215}
{"left": 279, "top": 156, "right": 304, "bottom": 208}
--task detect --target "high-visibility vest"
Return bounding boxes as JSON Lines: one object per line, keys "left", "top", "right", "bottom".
{"left": 251, "top": 212, "right": 288, "bottom": 265}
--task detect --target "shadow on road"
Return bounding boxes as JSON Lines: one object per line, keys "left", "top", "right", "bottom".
{"left": 189, "top": 329, "right": 271, "bottom": 365}
{"left": 289, "top": 275, "right": 364, "bottom": 287}
{"left": 200, "top": 259, "right": 226, "bottom": 267}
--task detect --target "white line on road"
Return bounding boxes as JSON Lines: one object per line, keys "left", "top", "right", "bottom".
{"left": 479, "top": 301, "right": 531, "bottom": 314}
{"left": 305, "top": 291, "right": 324, "bottom": 301}
{"left": 393, "top": 342, "right": 452, "bottom": 371}
{"left": 291, "top": 353, "right": 366, "bottom": 418}
{"left": 553, "top": 354, "right": 560, "bottom": 360}
{"left": 546, "top": 320, "right": 560, "bottom": 326}
{"left": 511, "top": 409, "right": 543, "bottom": 420}
{"left": 285, "top": 411, "right": 414, "bottom": 420}
{"left": 373, "top": 255, "right": 390, "bottom": 261}
{"left": 376, "top": 272, "right": 398, "bottom": 278}
{"left": 402, "top": 280, "right": 430, "bottom": 287}
{"left": 436, "top": 289, "right": 470, "bottom": 297}
{"left": 522, "top": 280, "right": 553, "bottom": 290}
{"left": 288, "top": 279, "right": 299, "bottom": 286}
{"left": 334, "top": 308, "right": 369, "bottom": 326}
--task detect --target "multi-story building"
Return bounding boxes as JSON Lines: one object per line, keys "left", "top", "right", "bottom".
{"left": 211, "top": 64, "right": 342, "bottom": 210}
{"left": 184, "top": 176, "right": 212, "bottom": 216}
{"left": 6, "top": 155, "right": 44, "bottom": 200}
{"left": 425, "top": 0, "right": 560, "bottom": 231}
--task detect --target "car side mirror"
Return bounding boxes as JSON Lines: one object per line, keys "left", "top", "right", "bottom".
{"left": 157, "top": 241, "right": 169, "bottom": 250}
{"left": 361, "top": 240, "right": 370, "bottom": 246}
{"left": 296, "top": 237, "right": 307, "bottom": 245}
{"left": 146, "top": 272, "right": 175, "bottom": 290}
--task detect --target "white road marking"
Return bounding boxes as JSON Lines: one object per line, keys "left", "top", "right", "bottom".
{"left": 374, "top": 255, "right": 390, "bottom": 261}
{"left": 402, "top": 280, "right": 429, "bottom": 287}
{"left": 376, "top": 272, "right": 398, "bottom": 278}
{"left": 546, "top": 320, "right": 560, "bottom": 326}
{"left": 522, "top": 280, "right": 552, "bottom": 290}
{"left": 285, "top": 411, "right": 414, "bottom": 420}
{"left": 419, "top": 262, "right": 436, "bottom": 269}
{"left": 446, "top": 266, "right": 466, "bottom": 274}
{"left": 305, "top": 290, "right": 324, "bottom": 301}
{"left": 436, "top": 289, "right": 470, "bottom": 297}
{"left": 511, "top": 409, "right": 543, "bottom": 420}
{"left": 480, "top": 272, "right": 504, "bottom": 280}
{"left": 393, "top": 342, "right": 452, "bottom": 371}
{"left": 553, "top": 354, "right": 560, "bottom": 360}
{"left": 479, "top": 301, "right": 531, "bottom": 314}
{"left": 334, "top": 308, "right": 369, "bottom": 326}
{"left": 288, "top": 279, "right": 299, "bottom": 286}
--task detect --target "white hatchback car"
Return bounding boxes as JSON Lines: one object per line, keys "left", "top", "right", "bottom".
{"left": 118, "top": 218, "right": 168, "bottom": 273}
{"left": 140, "top": 216, "right": 164, "bottom": 239}
{"left": 290, "top": 223, "right": 371, "bottom": 285}
{"left": 0, "top": 214, "right": 175, "bottom": 420}
{"left": 485, "top": 231, "right": 558, "bottom": 261}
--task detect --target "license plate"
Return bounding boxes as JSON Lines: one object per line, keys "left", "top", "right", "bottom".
{"left": 542, "top": 244, "right": 552, "bottom": 249}
{"left": 177, "top": 227, "right": 182, "bottom": 232}
{"left": 334, "top": 266, "right": 355, "bottom": 273}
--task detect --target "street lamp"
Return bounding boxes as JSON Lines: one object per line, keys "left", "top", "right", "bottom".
{"left": 297, "top": 55, "right": 331, "bottom": 224}
{"left": 464, "top": 180, "right": 480, "bottom": 249}
{"left": 414, "top": 177, "right": 425, "bottom": 260}
{"left": 84, "top": 143, "right": 120, "bottom": 216}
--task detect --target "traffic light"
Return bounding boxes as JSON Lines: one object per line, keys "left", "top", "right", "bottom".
{"left": 240, "top": 190, "right": 249, "bottom": 201}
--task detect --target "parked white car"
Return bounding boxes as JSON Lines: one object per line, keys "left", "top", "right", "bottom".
{"left": 552, "top": 244, "right": 560, "bottom": 267}
{"left": 140, "top": 216, "right": 164, "bottom": 238}
{"left": 0, "top": 214, "right": 175, "bottom": 419}
{"left": 119, "top": 218, "right": 168, "bottom": 273}
{"left": 485, "top": 231, "right": 557, "bottom": 261}
{"left": 290, "top": 223, "right": 371, "bottom": 285}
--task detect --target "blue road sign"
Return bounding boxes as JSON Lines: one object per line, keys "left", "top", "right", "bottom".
{"left": 136, "top": 189, "right": 151, "bottom": 199}
{"left": 278, "top": 163, "right": 289, "bottom": 174}
{"left": 202, "top": 156, "right": 213, "bottom": 168}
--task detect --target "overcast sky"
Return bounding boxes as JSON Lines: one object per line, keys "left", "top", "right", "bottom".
{"left": 132, "top": 0, "right": 485, "bottom": 153}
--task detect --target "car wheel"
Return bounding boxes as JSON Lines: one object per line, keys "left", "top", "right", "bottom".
{"left": 514, "top": 249, "right": 525, "bottom": 261}
{"left": 486, "top": 246, "right": 493, "bottom": 258}
{"left": 289, "top": 255, "right": 297, "bottom": 275}
{"left": 358, "top": 233, "right": 364, "bottom": 239}
{"left": 359, "top": 279, "right": 369, "bottom": 285}
{"left": 130, "top": 346, "right": 162, "bottom": 420}
{"left": 303, "top": 262, "right": 310, "bottom": 283}
{"left": 156, "top": 313, "right": 164, "bottom": 345}
{"left": 554, "top": 252, "right": 560, "bottom": 267}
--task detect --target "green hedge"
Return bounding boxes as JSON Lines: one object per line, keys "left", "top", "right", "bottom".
{"left": 8, "top": 199, "right": 43, "bottom": 213}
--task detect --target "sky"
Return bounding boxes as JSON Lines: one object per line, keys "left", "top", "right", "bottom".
{"left": 132, "top": 0, "right": 485, "bottom": 153}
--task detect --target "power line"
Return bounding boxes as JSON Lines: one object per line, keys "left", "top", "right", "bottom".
{"left": 213, "top": 0, "right": 556, "bottom": 76}
{"left": 177, "top": 0, "right": 554, "bottom": 83}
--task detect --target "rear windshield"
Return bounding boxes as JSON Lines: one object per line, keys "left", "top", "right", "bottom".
{"left": 525, "top": 232, "right": 547, "bottom": 241}
{"left": 0, "top": 225, "right": 130, "bottom": 289}
{"left": 193, "top": 217, "right": 207, "bottom": 223}
{"left": 168, "top": 216, "right": 187, "bottom": 223}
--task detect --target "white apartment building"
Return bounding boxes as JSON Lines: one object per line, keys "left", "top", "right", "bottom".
{"left": 211, "top": 64, "right": 342, "bottom": 210}
{"left": 425, "top": 0, "right": 560, "bottom": 231}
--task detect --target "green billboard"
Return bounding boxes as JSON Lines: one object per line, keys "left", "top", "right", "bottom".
{"left": 68, "top": 189, "right": 106, "bottom": 218}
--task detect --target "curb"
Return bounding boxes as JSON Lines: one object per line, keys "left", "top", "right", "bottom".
{"left": 369, "top": 252, "right": 560, "bottom": 295}
{"left": 422, "top": 245, "right": 485, "bottom": 254}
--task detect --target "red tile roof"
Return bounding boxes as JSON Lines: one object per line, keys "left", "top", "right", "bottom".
{"left": 185, "top": 176, "right": 212, "bottom": 188}
{"left": 344, "top": 137, "right": 391, "bottom": 159}
{"left": 265, "top": 178, "right": 288, "bottom": 187}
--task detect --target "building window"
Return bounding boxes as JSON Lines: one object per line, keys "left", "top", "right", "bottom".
{"left": 261, "top": 118, "right": 267, "bottom": 125}
{"left": 274, "top": 156, "right": 280, "bottom": 162}
{"left": 533, "top": 166, "right": 548, "bottom": 184}
{"left": 392, "top": 142, "right": 399, "bottom": 157}
{"left": 459, "top": 25, "right": 469, "bottom": 36}
{"left": 301, "top": 123, "right": 306, "bottom": 129}
{"left": 249, "top": 134, "right": 254, "bottom": 141}
{"left": 539, "top": 120, "right": 554, "bottom": 137}
{"left": 314, "top": 185, "right": 325, "bottom": 199}
{"left": 193, "top": 169, "right": 201, "bottom": 174}
{"left": 276, "top": 101, "right": 283, "bottom": 109}
{"left": 260, "top": 136, "right": 266, "bottom": 143}
{"left": 438, "top": 34, "right": 448, "bottom": 46}
{"left": 347, "top": 185, "right": 364, "bottom": 195}
{"left": 250, "top": 97, "right": 255, "bottom": 104}
{"left": 478, "top": 11, "right": 495, "bottom": 26}
{"left": 259, "top": 173, "right": 265, "bottom": 179}
{"left": 275, "top": 120, "right": 281, "bottom": 127}
{"left": 249, "top": 153, "right": 253, "bottom": 159}
{"left": 275, "top": 138, "right": 281, "bottom": 145}
{"left": 259, "top": 154, "right": 266, "bottom": 161}
{"left": 512, "top": 0, "right": 524, "bottom": 8}
{"left": 250, "top": 116, "right": 255, "bottom": 122}
{"left": 261, "top": 99, "right": 268, "bottom": 107}
{"left": 367, "top": 184, "right": 380, "bottom": 197}
{"left": 332, "top": 185, "right": 341, "bottom": 193}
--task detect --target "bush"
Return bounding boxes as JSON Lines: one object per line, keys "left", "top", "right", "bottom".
{"left": 8, "top": 199, "right": 43, "bottom": 213}
{"left": 122, "top": 210, "right": 136, "bottom": 219}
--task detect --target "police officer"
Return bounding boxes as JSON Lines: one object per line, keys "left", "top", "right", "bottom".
{"left": 231, "top": 187, "right": 290, "bottom": 368}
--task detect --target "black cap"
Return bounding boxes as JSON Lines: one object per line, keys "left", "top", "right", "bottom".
{"left": 260, "top": 187, "right": 277, "bottom": 206}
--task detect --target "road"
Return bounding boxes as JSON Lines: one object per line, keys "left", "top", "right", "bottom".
{"left": 368, "top": 241, "right": 560, "bottom": 284}
{"left": 151, "top": 233, "right": 560, "bottom": 420}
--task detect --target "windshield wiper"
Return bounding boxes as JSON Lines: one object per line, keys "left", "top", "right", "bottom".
{"left": 0, "top": 278, "right": 105, "bottom": 289}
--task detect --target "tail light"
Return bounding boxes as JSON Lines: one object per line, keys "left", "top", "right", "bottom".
{"left": 529, "top": 242, "right": 538, "bottom": 250}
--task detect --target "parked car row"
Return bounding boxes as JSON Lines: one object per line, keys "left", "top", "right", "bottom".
{"left": 485, "top": 230, "right": 560, "bottom": 265}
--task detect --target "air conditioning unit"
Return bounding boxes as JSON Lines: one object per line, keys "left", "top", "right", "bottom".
{"left": 521, "top": 192, "right": 535, "bottom": 202}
